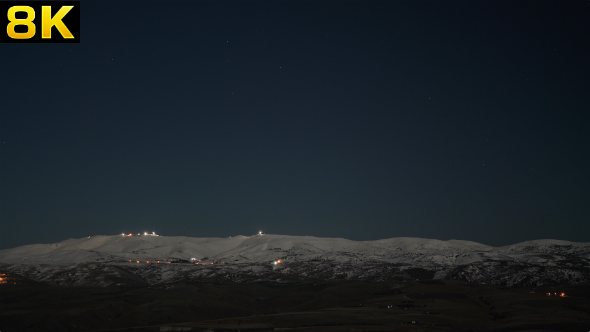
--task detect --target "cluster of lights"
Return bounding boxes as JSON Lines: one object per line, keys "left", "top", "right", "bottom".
{"left": 129, "top": 260, "right": 167, "bottom": 264}
{"left": 121, "top": 232, "right": 158, "bottom": 236}
{"left": 125, "top": 259, "right": 215, "bottom": 265}
{"left": 273, "top": 259, "right": 282, "bottom": 265}
{"left": 0, "top": 273, "right": 16, "bottom": 285}
{"left": 530, "top": 291, "right": 567, "bottom": 297}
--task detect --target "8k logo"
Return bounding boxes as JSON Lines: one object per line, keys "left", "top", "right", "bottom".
{"left": 1, "top": 1, "right": 80, "bottom": 43}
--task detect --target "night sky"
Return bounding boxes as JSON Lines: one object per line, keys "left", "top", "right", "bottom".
{"left": 1, "top": 0, "right": 589, "bottom": 250}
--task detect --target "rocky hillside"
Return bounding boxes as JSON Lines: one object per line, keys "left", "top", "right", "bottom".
{"left": 1, "top": 234, "right": 588, "bottom": 287}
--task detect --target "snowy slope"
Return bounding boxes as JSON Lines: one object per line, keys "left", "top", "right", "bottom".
{"left": 1, "top": 234, "right": 587, "bottom": 266}
{"left": 1, "top": 234, "right": 588, "bottom": 288}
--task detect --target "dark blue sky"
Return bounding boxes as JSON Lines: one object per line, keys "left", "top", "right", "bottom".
{"left": 1, "top": 0, "right": 589, "bottom": 249}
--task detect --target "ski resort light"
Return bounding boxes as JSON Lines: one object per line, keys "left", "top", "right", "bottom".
{"left": 122, "top": 233, "right": 125, "bottom": 236}
{"left": 144, "top": 232, "right": 148, "bottom": 235}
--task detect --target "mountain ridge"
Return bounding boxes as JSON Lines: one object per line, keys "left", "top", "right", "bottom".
{"left": 2, "top": 234, "right": 588, "bottom": 264}
{"left": 1, "top": 234, "right": 588, "bottom": 288}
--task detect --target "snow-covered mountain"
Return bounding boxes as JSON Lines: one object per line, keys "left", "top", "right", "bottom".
{"left": 1, "top": 234, "right": 588, "bottom": 288}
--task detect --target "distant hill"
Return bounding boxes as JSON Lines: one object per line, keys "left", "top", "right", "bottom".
{"left": 1, "top": 234, "right": 588, "bottom": 287}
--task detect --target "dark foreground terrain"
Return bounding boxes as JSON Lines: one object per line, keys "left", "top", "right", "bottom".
{"left": 1, "top": 274, "right": 589, "bottom": 332}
